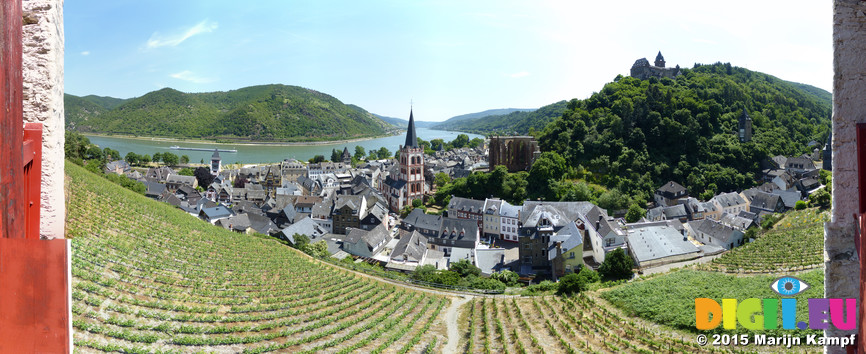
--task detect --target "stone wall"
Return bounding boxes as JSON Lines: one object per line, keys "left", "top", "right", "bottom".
{"left": 21, "top": 0, "right": 64, "bottom": 239}
{"left": 826, "top": 0, "right": 863, "bottom": 351}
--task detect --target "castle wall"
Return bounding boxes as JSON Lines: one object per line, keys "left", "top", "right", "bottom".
{"left": 22, "top": 0, "right": 64, "bottom": 238}
{"left": 826, "top": 0, "right": 863, "bottom": 351}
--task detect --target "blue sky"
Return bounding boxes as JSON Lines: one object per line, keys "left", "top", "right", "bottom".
{"left": 65, "top": 1, "right": 831, "bottom": 122}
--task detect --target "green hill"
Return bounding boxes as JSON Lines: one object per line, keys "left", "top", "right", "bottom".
{"left": 538, "top": 63, "right": 831, "bottom": 200}
{"left": 65, "top": 84, "right": 394, "bottom": 142}
{"left": 437, "top": 101, "right": 568, "bottom": 135}
{"left": 432, "top": 108, "right": 535, "bottom": 131}
{"left": 66, "top": 161, "right": 448, "bottom": 352}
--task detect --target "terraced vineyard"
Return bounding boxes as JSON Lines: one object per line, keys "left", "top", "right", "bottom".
{"left": 66, "top": 161, "right": 448, "bottom": 353}
{"left": 461, "top": 295, "right": 737, "bottom": 354}
{"left": 700, "top": 209, "right": 827, "bottom": 273}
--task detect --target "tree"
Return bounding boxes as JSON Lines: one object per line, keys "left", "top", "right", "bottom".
{"left": 411, "top": 264, "right": 438, "bottom": 282}
{"left": 794, "top": 200, "right": 807, "bottom": 210}
{"left": 490, "top": 270, "right": 518, "bottom": 286}
{"left": 412, "top": 199, "right": 423, "bottom": 208}
{"left": 451, "top": 134, "right": 470, "bottom": 149}
{"left": 367, "top": 150, "right": 378, "bottom": 161}
{"left": 809, "top": 188, "right": 831, "bottom": 209}
{"left": 468, "top": 137, "right": 484, "bottom": 148}
{"left": 234, "top": 177, "right": 248, "bottom": 188}
{"left": 430, "top": 138, "right": 445, "bottom": 151}
{"left": 309, "top": 155, "right": 326, "bottom": 163}
{"left": 434, "top": 172, "right": 451, "bottom": 188}
{"left": 331, "top": 149, "right": 341, "bottom": 162}
{"left": 598, "top": 248, "right": 634, "bottom": 280}
{"left": 377, "top": 147, "right": 391, "bottom": 159}
{"left": 449, "top": 259, "right": 481, "bottom": 278}
{"left": 527, "top": 151, "right": 567, "bottom": 200}
{"left": 162, "top": 152, "right": 179, "bottom": 166}
{"left": 152, "top": 152, "right": 162, "bottom": 165}
{"left": 625, "top": 203, "right": 645, "bottom": 223}
{"left": 557, "top": 265, "right": 601, "bottom": 295}
{"left": 140, "top": 154, "right": 151, "bottom": 165}
{"left": 290, "top": 233, "right": 310, "bottom": 249}
{"left": 194, "top": 167, "right": 215, "bottom": 188}
{"left": 178, "top": 167, "right": 195, "bottom": 176}
{"left": 180, "top": 155, "right": 190, "bottom": 164}
{"left": 354, "top": 146, "right": 366, "bottom": 160}
{"left": 125, "top": 152, "right": 140, "bottom": 166}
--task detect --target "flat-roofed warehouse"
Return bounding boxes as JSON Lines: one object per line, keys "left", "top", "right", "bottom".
{"left": 626, "top": 222, "right": 701, "bottom": 270}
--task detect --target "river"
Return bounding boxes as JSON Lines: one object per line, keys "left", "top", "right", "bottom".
{"left": 85, "top": 128, "right": 483, "bottom": 164}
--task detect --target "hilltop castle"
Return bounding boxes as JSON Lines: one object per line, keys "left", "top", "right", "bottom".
{"left": 630, "top": 51, "right": 682, "bottom": 80}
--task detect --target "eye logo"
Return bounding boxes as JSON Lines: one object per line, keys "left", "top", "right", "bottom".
{"left": 771, "top": 276, "right": 809, "bottom": 296}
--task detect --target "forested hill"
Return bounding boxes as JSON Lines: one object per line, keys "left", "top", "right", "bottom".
{"left": 432, "top": 108, "right": 535, "bottom": 131}
{"left": 538, "top": 63, "right": 831, "bottom": 200}
{"left": 64, "top": 84, "right": 394, "bottom": 142}
{"left": 436, "top": 101, "right": 568, "bottom": 135}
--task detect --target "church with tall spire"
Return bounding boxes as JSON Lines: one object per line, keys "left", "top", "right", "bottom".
{"left": 382, "top": 107, "right": 426, "bottom": 212}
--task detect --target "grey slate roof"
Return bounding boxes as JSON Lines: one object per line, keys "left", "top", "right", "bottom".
{"left": 521, "top": 201, "right": 598, "bottom": 225}
{"left": 391, "top": 230, "right": 427, "bottom": 263}
{"left": 403, "top": 208, "right": 443, "bottom": 231}
{"left": 344, "top": 224, "right": 390, "bottom": 252}
{"left": 248, "top": 213, "right": 280, "bottom": 235}
{"left": 475, "top": 248, "right": 506, "bottom": 275}
{"left": 770, "top": 190, "right": 801, "bottom": 209}
{"left": 627, "top": 224, "right": 700, "bottom": 265}
{"left": 713, "top": 192, "right": 747, "bottom": 207}
{"left": 435, "top": 217, "right": 479, "bottom": 248}
{"left": 281, "top": 217, "right": 328, "bottom": 243}
{"left": 656, "top": 181, "right": 687, "bottom": 195}
{"left": 749, "top": 192, "right": 782, "bottom": 211}
{"left": 200, "top": 205, "right": 234, "bottom": 221}
{"left": 448, "top": 197, "right": 485, "bottom": 214}
{"left": 690, "top": 218, "right": 743, "bottom": 244}
{"left": 499, "top": 201, "right": 521, "bottom": 219}
{"left": 662, "top": 204, "right": 688, "bottom": 219}
{"left": 219, "top": 213, "right": 252, "bottom": 232}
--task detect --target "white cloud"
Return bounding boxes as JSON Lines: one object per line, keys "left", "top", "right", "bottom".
{"left": 170, "top": 70, "right": 216, "bottom": 84}
{"left": 509, "top": 71, "right": 530, "bottom": 78}
{"left": 80, "top": 51, "right": 90, "bottom": 56}
{"left": 146, "top": 20, "right": 218, "bottom": 49}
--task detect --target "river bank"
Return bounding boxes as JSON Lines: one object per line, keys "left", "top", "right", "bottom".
{"left": 84, "top": 128, "right": 483, "bottom": 164}
{"left": 82, "top": 131, "right": 402, "bottom": 147}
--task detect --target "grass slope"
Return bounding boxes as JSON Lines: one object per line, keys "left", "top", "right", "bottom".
{"left": 601, "top": 269, "right": 824, "bottom": 338}
{"left": 66, "top": 161, "right": 447, "bottom": 352}
{"left": 701, "top": 209, "right": 827, "bottom": 273}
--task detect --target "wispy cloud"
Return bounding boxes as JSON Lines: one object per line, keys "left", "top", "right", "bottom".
{"left": 170, "top": 70, "right": 216, "bottom": 84}
{"left": 80, "top": 51, "right": 90, "bottom": 56}
{"left": 146, "top": 20, "right": 218, "bottom": 49}
{"left": 509, "top": 71, "right": 530, "bottom": 78}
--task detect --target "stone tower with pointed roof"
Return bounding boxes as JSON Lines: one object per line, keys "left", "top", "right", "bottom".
{"left": 630, "top": 51, "right": 682, "bottom": 80}
{"left": 823, "top": 128, "right": 832, "bottom": 170}
{"left": 383, "top": 108, "right": 426, "bottom": 212}
{"left": 654, "top": 51, "right": 666, "bottom": 67}
{"left": 210, "top": 149, "right": 221, "bottom": 176}
{"left": 738, "top": 108, "right": 752, "bottom": 142}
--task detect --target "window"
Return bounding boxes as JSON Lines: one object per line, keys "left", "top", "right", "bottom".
{"left": 523, "top": 256, "right": 532, "bottom": 264}
{"left": 523, "top": 243, "right": 530, "bottom": 249}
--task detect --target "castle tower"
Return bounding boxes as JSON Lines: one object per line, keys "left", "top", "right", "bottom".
{"left": 738, "top": 108, "right": 752, "bottom": 142}
{"left": 823, "top": 128, "right": 832, "bottom": 170}
{"left": 341, "top": 146, "right": 352, "bottom": 164}
{"left": 399, "top": 108, "right": 425, "bottom": 206}
{"left": 654, "top": 51, "right": 666, "bottom": 68}
{"left": 210, "top": 149, "right": 221, "bottom": 176}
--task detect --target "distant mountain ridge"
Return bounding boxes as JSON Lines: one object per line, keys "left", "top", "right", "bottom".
{"left": 64, "top": 84, "right": 395, "bottom": 142}
{"left": 373, "top": 113, "right": 438, "bottom": 129}
{"left": 435, "top": 102, "right": 568, "bottom": 135}
{"left": 432, "top": 108, "right": 535, "bottom": 130}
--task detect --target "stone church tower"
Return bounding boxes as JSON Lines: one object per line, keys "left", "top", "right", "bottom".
{"left": 399, "top": 108, "right": 425, "bottom": 205}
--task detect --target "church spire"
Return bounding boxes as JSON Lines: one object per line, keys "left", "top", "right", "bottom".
{"left": 404, "top": 107, "right": 419, "bottom": 148}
